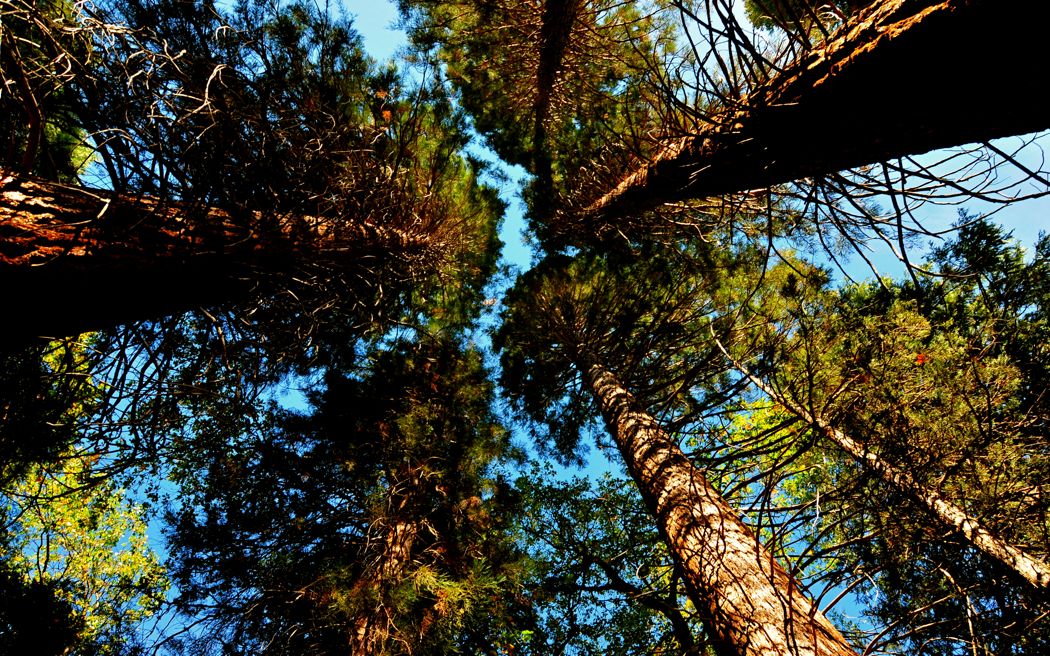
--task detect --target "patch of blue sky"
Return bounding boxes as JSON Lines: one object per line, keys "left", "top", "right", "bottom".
{"left": 346, "top": 0, "right": 404, "bottom": 62}
{"left": 825, "top": 133, "right": 1050, "bottom": 284}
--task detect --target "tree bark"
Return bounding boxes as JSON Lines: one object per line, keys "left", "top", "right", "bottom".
{"left": 740, "top": 369, "right": 1050, "bottom": 589}
{"left": 577, "top": 0, "right": 1050, "bottom": 227}
{"left": 0, "top": 170, "right": 427, "bottom": 340}
{"left": 350, "top": 512, "right": 419, "bottom": 656}
{"left": 582, "top": 360, "right": 858, "bottom": 656}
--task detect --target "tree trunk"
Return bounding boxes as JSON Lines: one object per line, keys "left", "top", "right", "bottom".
{"left": 0, "top": 170, "right": 427, "bottom": 339}
{"left": 582, "top": 361, "right": 858, "bottom": 656}
{"left": 350, "top": 512, "right": 419, "bottom": 656}
{"left": 742, "top": 371, "right": 1050, "bottom": 589}
{"left": 577, "top": 0, "right": 1050, "bottom": 227}
{"left": 532, "top": 0, "right": 581, "bottom": 205}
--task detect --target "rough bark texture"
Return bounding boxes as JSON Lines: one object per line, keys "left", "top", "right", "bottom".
{"left": 579, "top": 0, "right": 1050, "bottom": 225}
{"left": 583, "top": 361, "right": 858, "bottom": 656}
{"left": 350, "top": 512, "right": 419, "bottom": 656}
{"left": 744, "top": 373, "right": 1050, "bottom": 589}
{"left": 1, "top": 170, "right": 425, "bottom": 339}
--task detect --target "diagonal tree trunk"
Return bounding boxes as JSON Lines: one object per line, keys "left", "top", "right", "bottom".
{"left": 582, "top": 359, "right": 858, "bottom": 656}
{"left": 577, "top": 0, "right": 1050, "bottom": 227}
{"left": 532, "top": 0, "right": 582, "bottom": 191}
{"left": 0, "top": 170, "right": 430, "bottom": 339}
{"left": 733, "top": 362, "right": 1050, "bottom": 589}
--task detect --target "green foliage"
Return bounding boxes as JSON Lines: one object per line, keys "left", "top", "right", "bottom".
{"left": 0, "top": 336, "right": 167, "bottom": 655}
{"left": 400, "top": 0, "right": 681, "bottom": 240}
{"left": 164, "top": 336, "right": 531, "bottom": 655}
{"left": 6, "top": 0, "right": 1050, "bottom": 653}
{"left": 0, "top": 0, "right": 94, "bottom": 180}
{"left": 734, "top": 218, "right": 1050, "bottom": 654}
{"left": 495, "top": 239, "right": 764, "bottom": 460}
{"left": 2, "top": 451, "right": 169, "bottom": 654}
{"left": 0, "top": 336, "right": 100, "bottom": 485}
{"left": 515, "top": 464, "right": 708, "bottom": 654}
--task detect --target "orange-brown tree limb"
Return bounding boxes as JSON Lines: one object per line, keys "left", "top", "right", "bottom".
{"left": 0, "top": 170, "right": 431, "bottom": 340}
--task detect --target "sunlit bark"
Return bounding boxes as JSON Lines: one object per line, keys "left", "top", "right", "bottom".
{"left": 583, "top": 360, "right": 858, "bottom": 656}
{"left": 578, "top": 0, "right": 1050, "bottom": 227}
{"left": 0, "top": 170, "right": 429, "bottom": 339}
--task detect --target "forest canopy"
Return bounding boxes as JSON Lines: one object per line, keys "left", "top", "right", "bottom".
{"left": 1, "top": 0, "right": 1048, "bottom": 654}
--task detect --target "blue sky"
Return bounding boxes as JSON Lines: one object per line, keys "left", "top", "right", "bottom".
{"left": 348, "top": 1, "right": 403, "bottom": 62}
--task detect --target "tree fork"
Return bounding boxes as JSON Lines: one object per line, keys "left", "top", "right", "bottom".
{"left": 1, "top": 170, "right": 429, "bottom": 340}
{"left": 582, "top": 360, "right": 858, "bottom": 656}
{"left": 576, "top": 0, "right": 1050, "bottom": 229}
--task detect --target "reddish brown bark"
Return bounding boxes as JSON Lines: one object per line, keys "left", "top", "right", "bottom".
{"left": 583, "top": 361, "right": 858, "bottom": 656}
{"left": 578, "top": 0, "right": 1050, "bottom": 227}
{"left": 1, "top": 170, "right": 427, "bottom": 339}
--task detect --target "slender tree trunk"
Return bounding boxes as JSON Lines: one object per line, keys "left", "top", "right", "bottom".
{"left": 741, "top": 370, "right": 1050, "bottom": 589}
{"left": 578, "top": 0, "right": 1050, "bottom": 227}
{"left": 0, "top": 170, "right": 427, "bottom": 339}
{"left": 582, "top": 360, "right": 858, "bottom": 656}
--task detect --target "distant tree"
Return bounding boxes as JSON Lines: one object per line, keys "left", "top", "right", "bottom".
{"left": 3, "top": 6, "right": 508, "bottom": 654}
{"left": 400, "top": 0, "right": 679, "bottom": 228}
{"left": 723, "top": 221, "right": 1050, "bottom": 653}
{"left": 164, "top": 336, "right": 531, "bottom": 655}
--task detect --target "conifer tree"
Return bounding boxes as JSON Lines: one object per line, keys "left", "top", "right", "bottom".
{"left": 497, "top": 249, "right": 859, "bottom": 655}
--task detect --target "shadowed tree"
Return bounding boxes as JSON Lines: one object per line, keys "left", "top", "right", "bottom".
{"left": 165, "top": 336, "right": 532, "bottom": 656}
{"left": 400, "top": 0, "right": 679, "bottom": 228}
{"left": 0, "top": 562, "right": 82, "bottom": 656}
